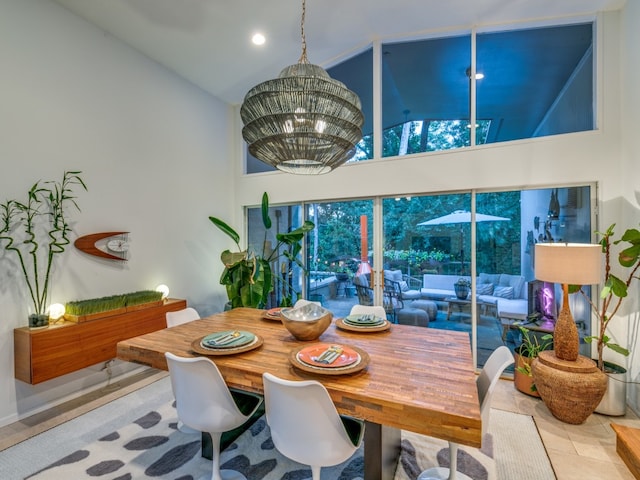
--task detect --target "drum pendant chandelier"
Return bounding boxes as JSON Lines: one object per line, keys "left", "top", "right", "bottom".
{"left": 240, "top": 0, "right": 364, "bottom": 175}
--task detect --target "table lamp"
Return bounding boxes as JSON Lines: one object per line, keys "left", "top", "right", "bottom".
{"left": 532, "top": 242, "right": 607, "bottom": 424}
{"left": 534, "top": 243, "right": 602, "bottom": 361}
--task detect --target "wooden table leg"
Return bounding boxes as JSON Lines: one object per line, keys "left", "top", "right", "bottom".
{"left": 364, "top": 421, "right": 401, "bottom": 480}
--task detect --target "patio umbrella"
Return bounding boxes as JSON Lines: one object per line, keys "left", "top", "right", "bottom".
{"left": 417, "top": 210, "right": 510, "bottom": 274}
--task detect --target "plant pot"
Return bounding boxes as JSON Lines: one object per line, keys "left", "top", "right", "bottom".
{"left": 514, "top": 351, "right": 540, "bottom": 397}
{"left": 28, "top": 313, "right": 49, "bottom": 330}
{"left": 454, "top": 284, "right": 469, "bottom": 300}
{"left": 595, "top": 361, "right": 627, "bottom": 416}
{"left": 532, "top": 351, "right": 607, "bottom": 424}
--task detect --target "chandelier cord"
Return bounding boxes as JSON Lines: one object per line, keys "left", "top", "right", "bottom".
{"left": 298, "top": 0, "right": 309, "bottom": 64}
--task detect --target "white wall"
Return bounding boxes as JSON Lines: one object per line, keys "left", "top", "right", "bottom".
{"left": 620, "top": 0, "right": 640, "bottom": 413}
{"left": 0, "top": 0, "right": 234, "bottom": 426}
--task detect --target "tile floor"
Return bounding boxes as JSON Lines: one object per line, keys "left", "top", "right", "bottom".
{"left": 492, "top": 379, "right": 640, "bottom": 479}
{"left": 1, "top": 370, "right": 639, "bottom": 479}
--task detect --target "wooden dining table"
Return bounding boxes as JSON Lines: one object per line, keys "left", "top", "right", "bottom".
{"left": 116, "top": 307, "right": 481, "bottom": 480}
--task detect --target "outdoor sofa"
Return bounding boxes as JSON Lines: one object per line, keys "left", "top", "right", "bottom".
{"left": 419, "top": 273, "right": 528, "bottom": 319}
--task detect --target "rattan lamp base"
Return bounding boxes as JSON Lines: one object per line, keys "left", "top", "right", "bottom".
{"left": 532, "top": 350, "right": 607, "bottom": 424}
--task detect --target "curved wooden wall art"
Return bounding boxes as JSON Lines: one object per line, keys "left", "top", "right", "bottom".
{"left": 74, "top": 231, "right": 129, "bottom": 261}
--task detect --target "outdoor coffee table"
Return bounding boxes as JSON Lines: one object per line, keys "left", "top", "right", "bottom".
{"left": 445, "top": 297, "right": 498, "bottom": 321}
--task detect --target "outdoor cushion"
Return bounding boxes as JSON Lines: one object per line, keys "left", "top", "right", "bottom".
{"left": 385, "top": 269, "right": 403, "bottom": 283}
{"left": 494, "top": 286, "right": 514, "bottom": 299}
{"left": 354, "top": 274, "right": 369, "bottom": 288}
{"left": 479, "top": 273, "right": 500, "bottom": 285}
{"left": 499, "top": 274, "right": 525, "bottom": 298}
{"left": 476, "top": 283, "right": 494, "bottom": 295}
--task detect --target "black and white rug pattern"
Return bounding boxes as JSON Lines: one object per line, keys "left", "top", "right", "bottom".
{"left": 8, "top": 375, "right": 551, "bottom": 480}
{"left": 26, "top": 400, "right": 364, "bottom": 480}
{"left": 395, "top": 432, "right": 495, "bottom": 480}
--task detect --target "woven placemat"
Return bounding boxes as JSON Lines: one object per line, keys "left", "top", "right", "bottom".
{"left": 289, "top": 344, "right": 369, "bottom": 375}
{"left": 191, "top": 334, "right": 263, "bottom": 356}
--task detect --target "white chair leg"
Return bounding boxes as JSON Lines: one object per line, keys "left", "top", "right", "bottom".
{"left": 311, "top": 465, "right": 322, "bottom": 480}
{"left": 204, "top": 431, "right": 247, "bottom": 480}
{"left": 417, "top": 442, "right": 473, "bottom": 480}
{"left": 449, "top": 443, "right": 458, "bottom": 480}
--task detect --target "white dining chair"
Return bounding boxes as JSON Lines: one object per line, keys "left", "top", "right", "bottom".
{"left": 294, "top": 299, "right": 321, "bottom": 308}
{"left": 165, "top": 353, "right": 263, "bottom": 480}
{"left": 418, "top": 345, "right": 514, "bottom": 480}
{"left": 165, "top": 307, "right": 203, "bottom": 434}
{"left": 262, "top": 372, "right": 365, "bottom": 480}
{"left": 349, "top": 304, "right": 387, "bottom": 319}
{"left": 165, "top": 307, "right": 200, "bottom": 327}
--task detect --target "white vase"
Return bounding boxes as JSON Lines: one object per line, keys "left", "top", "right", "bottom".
{"left": 595, "top": 362, "right": 627, "bottom": 416}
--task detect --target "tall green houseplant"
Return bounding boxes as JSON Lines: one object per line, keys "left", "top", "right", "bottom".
{"left": 573, "top": 223, "right": 640, "bottom": 371}
{"left": 209, "top": 192, "right": 315, "bottom": 309}
{"left": 0, "top": 171, "right": 87, "bottom": 327}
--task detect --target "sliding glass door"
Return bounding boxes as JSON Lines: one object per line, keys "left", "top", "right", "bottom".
{"left": 247, "top": 184, "right": 595, "bottom": 368}
{"left": 305, "top": 199, "right": 374, "bottom": 316}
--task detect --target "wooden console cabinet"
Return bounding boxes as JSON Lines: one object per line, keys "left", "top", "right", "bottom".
{"left": 14, "top": 298, "right": 187, "bottom": 384}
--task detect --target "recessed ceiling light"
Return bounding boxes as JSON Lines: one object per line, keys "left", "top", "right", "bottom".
{"left": 252, "top": 33, "right": 266, "bottom": 46}
{"left": 465, "top": 67, "right": 485, "bottom": 80}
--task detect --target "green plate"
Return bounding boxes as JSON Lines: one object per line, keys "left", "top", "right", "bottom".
{"left": 202, "top": 330, "right": 255, "bottom": 349}
{"left": 344, "top": 314, "right": 385, "bottom": 326}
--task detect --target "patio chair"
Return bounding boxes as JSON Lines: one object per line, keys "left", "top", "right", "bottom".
{"left": 354, "top": 274, "right": 401, "bottom": 322}
{"left": 384, "top": 269, "right": 422, "bottom": 301}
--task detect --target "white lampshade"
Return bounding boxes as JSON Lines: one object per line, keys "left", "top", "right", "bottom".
{"left": 156, "top": 284, "right": 170, "bottom": 299}
{"left": 48, "top": 303, "right": 66, "bottom": 320}
{"left": 535, "top": 243, "right": 602, "bottom": 285}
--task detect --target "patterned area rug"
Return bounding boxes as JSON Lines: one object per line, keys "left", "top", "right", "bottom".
{"left": 395, "top": 432, "right": 496, "bottom": 480}
{"left": 1, "top": 376, "right": 554, "bottom": 480}
{"left": 25, "top": 400, "right": 364, "bottom": 480}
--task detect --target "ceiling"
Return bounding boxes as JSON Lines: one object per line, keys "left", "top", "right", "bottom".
{"left": 53, "top": 0, "right": 624, "bottom": 107}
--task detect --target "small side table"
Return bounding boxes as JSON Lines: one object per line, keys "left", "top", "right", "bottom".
{"left": 500, "top": 314, "right": 554, "bottom": 341}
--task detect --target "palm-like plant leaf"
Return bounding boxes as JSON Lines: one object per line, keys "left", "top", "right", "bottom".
{"left": 209, "top": 216, "right": 240, "bottom": 246}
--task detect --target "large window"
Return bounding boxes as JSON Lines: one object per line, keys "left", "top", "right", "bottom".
{"left": 477, "top": 23, "right": 594, "bottom": 143}
{"left": 306, "top": 199, "right": 374, "bottom": 304}
{"left": 246, "top": 203, "right": 305, "bottom": 307}
{"left": 245, "top": 21, "right": 595, "bottom": 173}
{"left": 328, "top": 49, "right": 374, "bottom": 161}
{"left": 381, "top": 34, "right": 472, "bottom": 156}
{"left": 246, "top": 184, "right": 595, "bottom": 368}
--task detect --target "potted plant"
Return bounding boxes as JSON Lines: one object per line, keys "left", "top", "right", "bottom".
{"left": 454, "top": 277, "right": 471, "bottom": 299}
{"left": 572, "top": 223, "right": 640, "bottom": 415}
{"left": 0, "top": 171, "right": 86, "bottom": 328}
{"left": 334, "top": 264, "right": 353, "bottom": 282}
{"left": 514, "top": 326, "right": 553, "bottom": 397}
{"left": 209, "top": 192, "right": 315, "bottom": 309}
